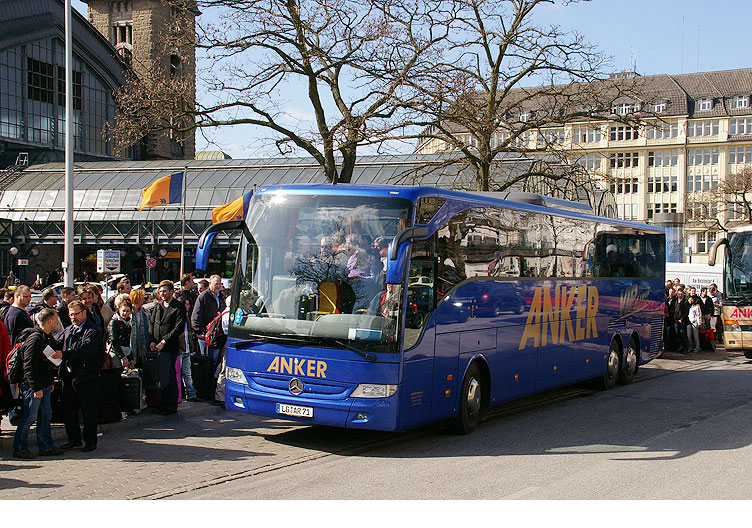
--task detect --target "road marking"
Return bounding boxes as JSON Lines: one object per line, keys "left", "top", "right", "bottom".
{"left": 502, "top": 486, "right": 540, "bottom": 500}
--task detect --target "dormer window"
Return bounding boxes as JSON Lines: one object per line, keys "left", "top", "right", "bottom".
{"left": 653, "top": 102, "right": 666, "bottom": 113}
{"left": 734, "top": 95, "right": 749, "bottom": 109}
{"left": 519, "top": 112, "right": 529, "bottom": 122}
{"left": 696, "top": 98, "right": 713, "bottom": 111}
{"left": 611, "top": 102, "right": 639, "bottom": 115}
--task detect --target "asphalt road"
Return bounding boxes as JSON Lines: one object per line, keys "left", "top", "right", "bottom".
{"left": 3, "top": 347, "right": 751, "bottom": 500}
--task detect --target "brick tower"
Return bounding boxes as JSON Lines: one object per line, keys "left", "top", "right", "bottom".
{"left": 83, "top": 0, "right": 196, "bottom": 160}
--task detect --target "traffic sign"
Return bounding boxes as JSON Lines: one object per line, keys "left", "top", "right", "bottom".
{"left": 146, "top": 257, "right": 157, "bottom": 269}
{"left": 97, "top": 249, "right": 121, "bottom": 273}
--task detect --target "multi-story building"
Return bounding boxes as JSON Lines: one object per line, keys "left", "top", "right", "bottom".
{"left": 83, "top": 0, "right": 197, "bottom": 160}
{"left": 0, "top": 0, "right": 128, "bottom": 166}
{"left": 416, "top": 68, "right": 752, "bottom": 263}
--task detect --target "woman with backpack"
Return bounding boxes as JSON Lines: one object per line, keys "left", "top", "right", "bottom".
{"left": 12, "top": 308, "right": 63, "bottom": 459}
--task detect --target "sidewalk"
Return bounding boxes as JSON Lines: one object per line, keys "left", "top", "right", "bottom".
{"left": 0, "top": 400, "right": 224, "bottom": 453}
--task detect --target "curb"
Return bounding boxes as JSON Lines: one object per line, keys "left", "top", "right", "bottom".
{"left": 0, "top": 401, "right": 225, "bottom": 453}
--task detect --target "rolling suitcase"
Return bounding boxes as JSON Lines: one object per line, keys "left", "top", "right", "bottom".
{"left": 191, "top": 354, "right": 215, "bottom": 401}
{"left": 142, "top": 351, "right": 161, "bottom": 408}
{"left": 97, "top": 368, "right": 122, "bottom": 424}
{"left": 119, "top": 369, "right": 144, "bottom": 414}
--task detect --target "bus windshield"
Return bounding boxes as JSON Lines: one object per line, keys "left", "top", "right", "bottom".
{"left": 726, "top": 231, "right": 752, "bottom": 299}
{"left": 229, "top": 192, "right": 412, "bottom": 355}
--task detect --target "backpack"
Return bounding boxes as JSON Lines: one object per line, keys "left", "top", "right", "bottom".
{"left": 0, "top": 301, "right": 10, "bottom": 324}
{"left": 5, "top": 342, "right": 23, "bottom": 384}
{"left": 205, "top": 312, "right": 227, "bottom": 349}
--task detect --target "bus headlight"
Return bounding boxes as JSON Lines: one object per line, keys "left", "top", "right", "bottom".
{"left": 226, "top": 367, "right": 248, "bottom": 385}
{"left": 725, "top": 320, "right": 741, "bottom": 332}
{"left": 351, "top": 384, "right": 397, "bottom": 398}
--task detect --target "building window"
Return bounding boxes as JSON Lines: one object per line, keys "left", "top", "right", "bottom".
{"left": 708, "top": 232, "right": 717, "bottom": 250}
{"left": 609, "top": 152, "right": 639, "bottom": 169}
{"left": 733, "top": 95, "right": 749, "bottom": 109}
{"left": 519, "top": 112, "right": 529, "bottom": 122}
{"left": 729, "top": 146, "right": 752, "bottom": 164}
{"left": 696, "top": 98, "right": 713, "bottom": 111}
{"left": 538, "top": 128, "right": 565, "bottom": 145}
{"left": 112, "top": 23, "right": 133, "bottom": 46}
{"left": 170, "top": 54, "right": 183, "bottom": 78}
{"left": 0, "top": 47, "right": 24, "bottom": 139}
{"left": 648, "top": 149, "right": 679, "bottom": 167}
{"left": 575, "top": 153, "right": 602, "bottom": 170}
{"left": 572, "top": 127, "right": 601, "bottom": 144}
{"left": 647, "top": 122, "right": 678, "bottom": 139}
{"left": 687, "top": 120, "right": 719, "bottom": 137}
{"left": 27, "top": 57, "right": 54, "bottom": 104}
{"left": 687, "top": 148, "right": 719, "bottom": 166}
{"left": 730, "top": 118, "right": 752, "bottom": 135}
{"left": 609, "top": 125, "right": 639, "bottom": 141}
{"left": 653, "top": 102, "right": 667, "bottom": 113}
{"left": 612, "top": 102, "right": 639, "bottom": 115}
{"left": 697, "top": 232, "right": 707, "bottom": 253}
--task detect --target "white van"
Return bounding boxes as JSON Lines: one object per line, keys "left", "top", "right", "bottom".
{"left": 665, "top": 262, "right": 723, "bottom": 289}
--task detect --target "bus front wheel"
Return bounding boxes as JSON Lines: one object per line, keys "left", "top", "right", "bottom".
{"left": 618, "top": 338, "right": 639, "bottom": 385}
{"left": 452, "top": 363, "right": 483, "bottom": 434}
{"left": 596, "top": 341, "right": 621, "bottom": 390}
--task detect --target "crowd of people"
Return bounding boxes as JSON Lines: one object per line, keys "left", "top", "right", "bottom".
{"left": 664, "top": 279, "right": 723, "bottom": 354}
{"left": 0, "top": 273, "right": 231, "bottom": 459}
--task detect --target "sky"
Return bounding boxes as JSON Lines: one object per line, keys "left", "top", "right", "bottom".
{"left": 72, "top": 0, "right": 751, "bottom": 160}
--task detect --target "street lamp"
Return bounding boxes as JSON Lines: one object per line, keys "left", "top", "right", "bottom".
{"left": 9, "top": 247, "right": 18, "bottom": 256}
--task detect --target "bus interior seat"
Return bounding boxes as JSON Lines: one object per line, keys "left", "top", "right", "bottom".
{"left": 318, "top": 281, "right": 341, "bottom": 314}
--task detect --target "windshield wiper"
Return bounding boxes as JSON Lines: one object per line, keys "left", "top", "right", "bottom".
{"left": 327, "top": 338, "right": 377, "bottom": 362}
{"left": 231, "top": 333, "right": 310, "bottom": 349}
{"left": 232, "top": 334, "right": 376, "bottom": 361}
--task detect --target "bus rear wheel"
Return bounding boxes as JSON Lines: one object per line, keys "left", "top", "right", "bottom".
{"left": 618, "top": 338, "right": 639, "bottom": 385}
{"left": 452, "top": 363, "right": 483, "bottom": 434}
{"left": 596, "top": 341, "right": 620, "bottom": 390}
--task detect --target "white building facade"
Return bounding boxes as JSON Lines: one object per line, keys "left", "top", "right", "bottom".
{"left": 416, "top": 68, "right": 752, "bottom": 263}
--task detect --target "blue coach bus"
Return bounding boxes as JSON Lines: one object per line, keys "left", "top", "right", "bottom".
{"left": 197, "top": 184, "right": 665, "bottom": 433}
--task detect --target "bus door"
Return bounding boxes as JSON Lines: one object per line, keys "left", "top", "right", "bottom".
{"left": 399, "top": 256, "right": 445, "bottom": 429}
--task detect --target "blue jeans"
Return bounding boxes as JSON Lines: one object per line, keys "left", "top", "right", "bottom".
{"left": 13, "top": 384, "right": 54, "bottom": 453}
{"left": 180, "top": 352, "right": 196, "bottom": 399}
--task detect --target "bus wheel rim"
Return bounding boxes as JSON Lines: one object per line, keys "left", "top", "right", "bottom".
{"left": 626, "top": 345, "right": 637, "bottom": 374}
{"left": 607, "top": 349, "right": 619, "bottom": 378}
{"left": 467, "top": 378, "right": 481, "bottom": 415}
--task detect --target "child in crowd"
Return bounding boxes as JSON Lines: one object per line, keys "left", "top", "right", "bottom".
{"left": 687, "top": 295, "right": 702, "bottom": 353}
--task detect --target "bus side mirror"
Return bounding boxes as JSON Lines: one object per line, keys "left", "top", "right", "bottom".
{"left": 708, "top": 238, "right": 728, "bottom": 266}
{"left": 386, "top": 226, "right": 429, "bottom": 284}
{"left": 386, "top": 241, "right": 409, "bottom": 284}
{"left": 196, "top": 220, "right": 254, "bottom": 272}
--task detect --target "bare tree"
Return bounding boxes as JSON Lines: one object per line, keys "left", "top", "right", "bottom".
{"left": 407, "top": 0, "right": 649, "bottom": 192}
{"left": 688, "top": 165, "right": 752, "bottom": 231}
{"left": 111, "top": 0, "right": 451, "bottom": 182}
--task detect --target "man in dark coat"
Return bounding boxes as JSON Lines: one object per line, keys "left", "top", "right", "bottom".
{"left": 673, "top": 289, "right": 690, "bottom": 353}
{"left": 57, "top": 287, "right": 76, "bottom": 329}
{"left": 664, "top": 287, "right": 677, "bottom": 352}
{"left": 12, "top": 309, "right": 63, "bottom": 458}
{"left": 150, "top": 280, "right": 186, "bottom": 415}
{"left": 191, "top": 275, "right": 225, "bottom": 370}
{"left": 5, "top": 285, "right": 33, "bottom": 346}
{"left": 60, "top": 300, "right": 104, "bottom": 453}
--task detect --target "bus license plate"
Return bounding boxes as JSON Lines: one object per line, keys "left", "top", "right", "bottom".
{"left": 276, "top": 403, "right": 313, "bottom": 418}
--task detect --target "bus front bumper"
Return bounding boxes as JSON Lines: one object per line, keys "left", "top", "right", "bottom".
{"left": 224, "top": 380, "right": 401, "bottom": 431}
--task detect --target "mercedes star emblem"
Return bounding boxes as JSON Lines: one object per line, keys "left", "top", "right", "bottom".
{"left": 288, "top": 378, "right": 303, "bottom": 395}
